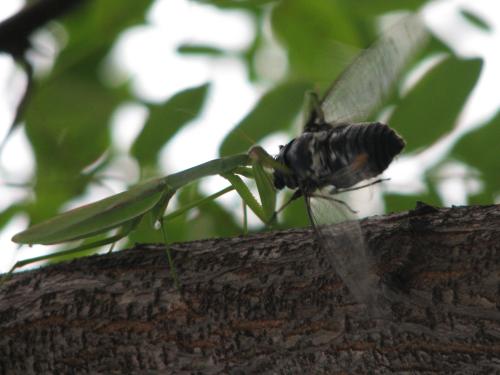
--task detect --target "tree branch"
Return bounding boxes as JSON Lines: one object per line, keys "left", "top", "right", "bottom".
{"left": 0, "top": 0, "right": 88, "bottom": 151}
{"left": 1, "top": 203, "right": 499, "bottom": 373}
{"left": 0, "top": 0, "right": 87, "bottom": 57}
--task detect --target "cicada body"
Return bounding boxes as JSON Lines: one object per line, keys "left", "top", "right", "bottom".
{"left": 272, "top": 15, "right": 428, "bottom": 314}
{"left": 274, "top": 122, "right": 405, "bottom": 194}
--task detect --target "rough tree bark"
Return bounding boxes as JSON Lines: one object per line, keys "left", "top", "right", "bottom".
{"left": 1, "top": 203, "right": 499, "bottom": 374}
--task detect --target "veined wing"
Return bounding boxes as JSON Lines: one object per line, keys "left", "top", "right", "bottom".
{"left": 305, "top": 190, "right": 383, "bottom": 315}
{"left": 312, "top": 14, "right": 428, "bottom": 128}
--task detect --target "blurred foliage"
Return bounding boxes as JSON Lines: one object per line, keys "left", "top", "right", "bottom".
{"left": 451, "top": 110, "right": 500, "bottom": 204}
{"left": 460, "top": 9, "right": 491, "bottom": 32}
{"left": 0, "top": 0, "right": 497, "bottom": 263}
{"left": 24, "top": 0, "right": 153, "bottom": 224}
{"left": 132, "top": 83, "right": 210, "bottom": 169}
{"left": 220, "top": 81, "right": 310, "bottom": 156}
{"left": 390, "top": 57, "right": 482, "bottom": 153}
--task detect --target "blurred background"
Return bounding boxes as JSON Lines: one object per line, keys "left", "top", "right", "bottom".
{"left": 0, "top": 0, "right": 498, "bottom": 272}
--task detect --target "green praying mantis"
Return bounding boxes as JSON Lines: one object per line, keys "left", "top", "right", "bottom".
{"left": 7, "top": 144, "right": 286, "bottom": 277}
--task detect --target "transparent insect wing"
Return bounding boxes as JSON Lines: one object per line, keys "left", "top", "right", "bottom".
{"left": 308, "top": 14, "right": 428, "bottom": 129}
{"left": 306, "top": 191, "right": 382, "bottom": 314}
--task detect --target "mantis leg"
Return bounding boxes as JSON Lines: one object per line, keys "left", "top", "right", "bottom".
{"left": 158, "top": 218, "right": 180, "bottom": 290}
{"left": 269, "top": 189, "right": 303, "bottom": 224}
{"left": 2, "top": 221, "right": 139, "bottom": 284}
{"left": 242, "top": 201, "right": 248, "bottom": 235}
{"left": 332, "top": 178, "right": 389, "bottom": 194}
{"left": 163, "top": 186, "right": 234, "bottom": 222}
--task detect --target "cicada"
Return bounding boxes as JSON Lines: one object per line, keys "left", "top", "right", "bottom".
{"left": 273, "top": 15, "right": 428, "bottom": 313}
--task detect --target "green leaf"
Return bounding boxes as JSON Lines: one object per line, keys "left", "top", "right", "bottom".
{"left": 219, "top": 81, "right": 311, "bottom": 156}
{"left": 23, "top": 2, "right": 155, "bottom": 222}
{"left": 451, "top": 110, "right": 500, "bottom": 203}
{"left": 54, "top": 1, "right": 153, "bottom": 74}
{"left": 0, "top": 205, "right": 22, "bottom": 232}
{"left": 177, "top": 44, "right": 226, "bottom": 56}
{"left": 389, "top": 57, "right": 483, "bottom": 153}
{"left": 271, "top": 0, "right": 362, "bottom": 84}
{"left": 460, "top": 9, "right": 491, "bottom": 32}
{"left": 25, "top": 54, "right": 120, "bottom": 221}
{"left": 346, "top": 0, "right": 428, "bottom": 16}
{"left": 193, "top": 0, "right": 277, "bottom": 10}
{"left": 132, "top": 83, "right": 210, "bottom": 167}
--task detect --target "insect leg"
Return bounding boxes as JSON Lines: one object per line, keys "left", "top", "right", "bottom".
{"left": 242, "top": 201, "right": 248, "bottom": 235}
{"left": 269, "top": 189, "right": 303, "bottom": 224}
{"left": 107, "top": 241, "right": 117, "bottom": 254}
{"left": 158, "top": 218, "right": 180, "bottom": 290}
{"left": 316, "top": 177, "right": 391, "bottom": 214}
{"left": 331, "top": 178, "right": 390, "bottom": 195}
{"left": 2, "top": 221, "right": 139, "bottom": 284}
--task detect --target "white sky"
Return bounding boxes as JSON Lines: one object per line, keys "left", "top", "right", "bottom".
{"left": 0, "top": 0, "right": 499, "bottom": 272}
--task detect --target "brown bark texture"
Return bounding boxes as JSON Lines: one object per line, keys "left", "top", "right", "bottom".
{"left": 1, "top": 203, "right": 499, "bottom": 374}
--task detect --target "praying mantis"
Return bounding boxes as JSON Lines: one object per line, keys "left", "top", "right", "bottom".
{"left": 8, "top": 145, "right": 284, "bottom": 276}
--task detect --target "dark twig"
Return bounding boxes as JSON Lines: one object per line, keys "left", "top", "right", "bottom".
{"left": 0, "top": 0, "right": 87, "bottom": 58}
{"left": 0, "top": 0, "right": 88, "bottom": 151}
